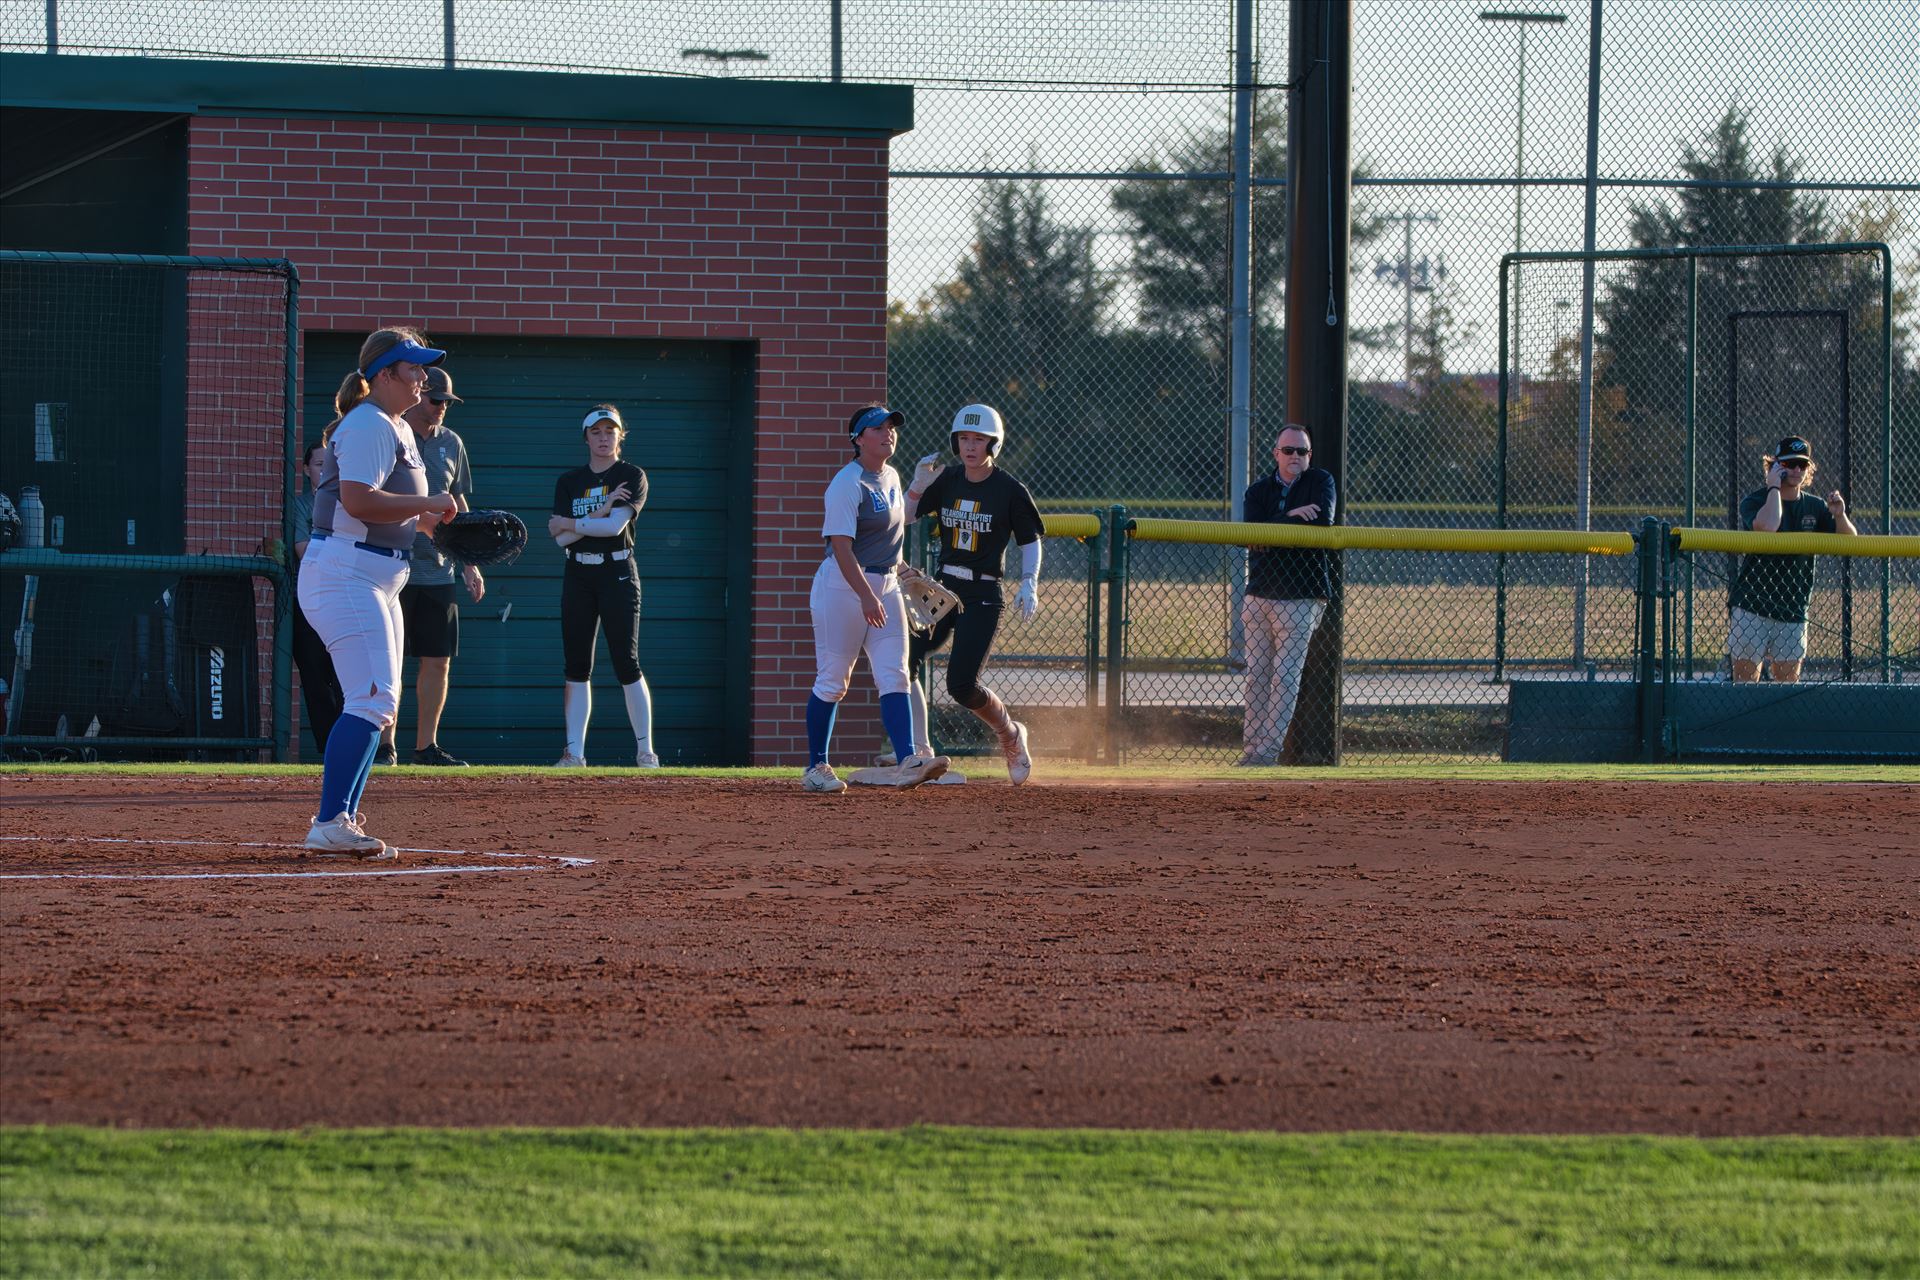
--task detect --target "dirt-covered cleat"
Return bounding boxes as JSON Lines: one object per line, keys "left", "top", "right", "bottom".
{"left": 872, "top": 751, "right": 898, "bottom": 767}
{"left": 929, "top": 769, "right": 968, "bottom": 785}
{"left": 305, "top": 813, "right": 395, "bottom": 861}
{"left": 553, "top": 752, "right": 588, "bottom": 768}
{"left": 801, "top": 762, "right": 847, "bottom": 793}
{"left": 1002, "top": 721, "right": 1032, "bottom": 785}
{"left": 892, "top": 754, "right": 950, "bottom": 788}
{"left": 635, "top": 750, "right": 661, "bottom": 768}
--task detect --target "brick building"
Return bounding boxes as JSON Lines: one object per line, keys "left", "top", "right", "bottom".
{"left": 1, "top": 54, "right": 913, "bottom": 765}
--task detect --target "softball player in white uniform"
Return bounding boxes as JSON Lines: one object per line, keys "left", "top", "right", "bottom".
{"left": 300, "top": 327, "right": 458, "bottom": 858}
{"left": 801, "top": 405, "right": 949, "bottom": 792}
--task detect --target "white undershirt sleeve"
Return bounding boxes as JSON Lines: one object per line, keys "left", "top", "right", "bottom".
{"left": 1019, "top": 538, "right": 1043, "bottom": 582}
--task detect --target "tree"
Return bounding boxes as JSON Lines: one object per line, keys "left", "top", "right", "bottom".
{"left": 1110, "top": 111, "right": 1287, "bottom": 357}
{"left": 1594, "top": 105, "right": 1842, "bottom": 519}
{"left": 1111, "top": 110, "right": 1387, "bottom": 362}
{"left": 889, "top": 178, "right": 1116, "bottom": 492}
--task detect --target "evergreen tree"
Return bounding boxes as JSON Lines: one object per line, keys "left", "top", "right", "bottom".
{"left": 1595, "top": 105, "right": 1838, "bottom": 519}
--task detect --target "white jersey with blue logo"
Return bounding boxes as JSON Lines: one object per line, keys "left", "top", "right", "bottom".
{"left": 822, "top": 460, "right": 904, "bottom": 569}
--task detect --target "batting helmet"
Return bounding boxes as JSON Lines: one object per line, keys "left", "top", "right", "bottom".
{"left": 950, "top": 403, "right": 1005, "bottom": 457}
{"left": 0, "top": 493, "right": 19, "bottom": 553}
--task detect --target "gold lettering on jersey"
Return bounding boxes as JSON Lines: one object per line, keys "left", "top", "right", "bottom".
{"left": 573, "top": 485, "right": 610, "bottom": 518}
{"left": 944, "top": 498, "right": 991, "bottom": 552}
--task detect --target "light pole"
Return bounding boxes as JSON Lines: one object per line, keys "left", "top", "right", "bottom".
{"left": 1480, "top": 11, "right": 1565, "bottom": 264}
{"left": 1482, "top": 9, "right": 1564, "bottom": 680}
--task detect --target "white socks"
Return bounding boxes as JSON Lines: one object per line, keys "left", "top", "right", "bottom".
{"left": 564, "top": 681, "right": 591, "bottom": 758}
{"left": 622, "top": 677, "right": 655, "bottom": 756}
{"left": 908, "top": 680, "right": 933, "bottom": 759}
{"left": 565, "top": 678, "right": 654, "bottom": 758}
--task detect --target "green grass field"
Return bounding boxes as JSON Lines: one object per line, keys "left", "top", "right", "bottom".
{"left": 4, "top": 1128, "right": 1917, "bottom": 1279}
{"left": 1008, "top": 578, "right": 1918, "bottom": 667}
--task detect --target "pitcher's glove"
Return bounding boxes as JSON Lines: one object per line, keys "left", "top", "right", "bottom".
{"left": 432, "top": 509, "right": 529, "bottom": 567}
{"left": 896, "top": 565, "right": 962, "bottom": 633}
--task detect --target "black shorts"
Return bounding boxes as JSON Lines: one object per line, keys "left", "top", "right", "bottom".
{"left": 401, "top": 580, "right": 460, "bottom": 658}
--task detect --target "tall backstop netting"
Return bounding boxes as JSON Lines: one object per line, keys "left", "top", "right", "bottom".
{"left": 0, "top": 251, "right": 297, "bottom": 761}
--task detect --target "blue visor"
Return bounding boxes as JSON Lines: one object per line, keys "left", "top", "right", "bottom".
{"left": 850, "top": 405, "right": 903, "bottom": 437}
{"left": 362, "top": 340, "right": 447, "bottom": 379}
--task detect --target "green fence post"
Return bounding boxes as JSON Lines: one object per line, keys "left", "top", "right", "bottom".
{"left": 1880, "top": 245, "right": 1894, "bottom": 683}
{"left": 1495, "top": 255, "right": 1510, "bottom": 683}
{"left": 1635, "top": 516, "right": 1662, "bottom": 762}
{"left": 1084, "top": 514, "right": 1103, "bottom": 764}
{"left": 1660, "top": 520, "right": 1677, "bottom": 759}
{"left": 1683, "top": 253, "right": 1697, "bottom": 681}
{"left": 1105, "top": 504, "right": 1129, "bottom": 766}
{"left": 273, "top": 262, "right": 300, "bottom": 763}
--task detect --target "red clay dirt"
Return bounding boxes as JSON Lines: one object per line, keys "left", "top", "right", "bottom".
{"left": 2, "top": 773, "right": 1915, "bottom": 1135}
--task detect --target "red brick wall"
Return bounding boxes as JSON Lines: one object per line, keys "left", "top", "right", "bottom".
{"left": 181, "top": 269, "right": 293, "bottom": 747}
{"left": 184, "top": 115, "right": 892, "bottom": 764}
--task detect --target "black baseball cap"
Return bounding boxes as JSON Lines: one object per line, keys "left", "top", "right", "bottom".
{"left": 1774, "top": 436, "right": 1811, "bottom": 461}
{"left": 424, "top": 367, "right": 463, "bottom": 403}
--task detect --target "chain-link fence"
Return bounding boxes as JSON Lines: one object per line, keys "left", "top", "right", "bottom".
{"left": 0, "top": 251, "right": 295, "bottom": 760}
{"left": 6, "top": 0, "right": 1913, "bottom": 762}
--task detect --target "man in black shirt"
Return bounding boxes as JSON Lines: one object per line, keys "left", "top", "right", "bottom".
{"left": 1238, "top": 423, "right": 1336, "bottom": 766}
{"left": 1728, "top": 435, "right": 1856, "bottom": 683}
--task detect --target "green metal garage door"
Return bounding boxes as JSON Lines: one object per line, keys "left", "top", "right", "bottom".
{"left": 302, "top": 334, "right": 753, "bottom": 765}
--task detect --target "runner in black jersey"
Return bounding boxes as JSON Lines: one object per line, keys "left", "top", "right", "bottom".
{"left": 547, "top": 403, "right": 658, "bottom": 768}
{"left": 902, "top": 403, "right": 1045, "bottom": 784}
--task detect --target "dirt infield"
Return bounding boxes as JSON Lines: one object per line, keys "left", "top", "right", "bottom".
{"left": 2, "top": 773, "right": 1915, "bottom": 1135}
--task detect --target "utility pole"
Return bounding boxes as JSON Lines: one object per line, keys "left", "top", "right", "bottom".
{"left": 1377, "top": 211, "right": 1440, "bottom": 384}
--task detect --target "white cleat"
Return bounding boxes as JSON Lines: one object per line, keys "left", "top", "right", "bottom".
{"left": 801, "top": 762, "right": 847, "bottom": 793}
{"left": 554, "top": 752, "right": 588, "bottom": 768}
{"left": 634, "top": 750, "right": 661, "bottom": 768}
{"left": 1003, "top": 721, "right": 1032, "bottom": 785}
{"left": 892, "top": 753, "right": 950, "bottom": 788}
{"left": 873, "top": 751, "right": 898, "bottom": 767}
{"left": 930, "top": 769, "right": 968, "bottom": 785}
{"left": 305, "top": 812, "right": 395, "bottom": 861}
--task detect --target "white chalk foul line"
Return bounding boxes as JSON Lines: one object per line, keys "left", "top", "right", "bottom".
{"left": 0, "top": 834, "right": 593, "bottom": 880}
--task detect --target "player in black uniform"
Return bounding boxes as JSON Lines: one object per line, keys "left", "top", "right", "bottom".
{"left": 903, "top": 403, "right": 1045, "bottom": 784}
{"left": 547, "top": 404, "right": 659, "bottom": 767}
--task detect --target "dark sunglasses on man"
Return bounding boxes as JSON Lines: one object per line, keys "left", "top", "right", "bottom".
{"left": 1278, "top": 446, "right": 1311, "bottom": 456}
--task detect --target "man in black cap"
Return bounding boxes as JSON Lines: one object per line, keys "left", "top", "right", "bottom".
{"left": 1727, "top": 435, "right": 1857, "bottom": 683}
{"left": 377, "top": 365, "right": 486, "bottom": 764}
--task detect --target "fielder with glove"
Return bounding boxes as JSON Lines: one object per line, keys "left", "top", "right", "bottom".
{"left": 898, "top": 403, "right": 1045, "bottom": 785}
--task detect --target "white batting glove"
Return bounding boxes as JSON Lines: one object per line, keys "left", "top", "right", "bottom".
{"left": 911, "top": 454, "right": 945, "bottom": 493}
{"left": 1016, "top": 578, "right": 1039, "bottom": 621}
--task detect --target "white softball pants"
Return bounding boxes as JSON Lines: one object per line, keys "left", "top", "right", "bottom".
{"left": 1241, "top": 595, "right": 1326, "bottom": 758}
{"left": 296, "top": 536, "right": 408, "bottom": 727}
{"left": 809, "top": 560, "right": 910, "bottom": 701}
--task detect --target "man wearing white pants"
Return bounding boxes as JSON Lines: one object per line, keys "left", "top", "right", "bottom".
{"left": 1239, "top": 424, "right": 1336, "bottom": 766}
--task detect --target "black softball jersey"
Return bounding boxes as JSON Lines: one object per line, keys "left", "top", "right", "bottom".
{"left": 919, "top": 466, "right": 1044, "bottom": 579}
{"left": 552, "top": 461, "right": 648, "bottom": 557}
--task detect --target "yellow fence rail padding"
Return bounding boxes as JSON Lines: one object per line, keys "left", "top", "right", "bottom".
{"left": 1671, "top": 527, "right": 1920, "bottom": 558}
{"left": 1127, "top": 518, "right": 1637, "bottom": 556}
{"left": 1041, "top": 513, "right": 1102, "bottom": 539}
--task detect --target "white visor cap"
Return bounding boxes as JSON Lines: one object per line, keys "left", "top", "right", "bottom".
{"left": 582, "top": 408, "right": 624, "bottom": 433}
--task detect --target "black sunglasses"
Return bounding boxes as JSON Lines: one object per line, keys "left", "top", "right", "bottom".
{"left": 1778, "top": 459, "right": 1809, "bottom": 469}
{"left": 1278, "top": 445, "right": 1311, "bottom": 456}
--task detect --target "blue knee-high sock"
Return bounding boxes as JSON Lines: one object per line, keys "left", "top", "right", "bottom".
{"left": 805, "top": 694, "right": 839, "bottom": 767}
{"left": 879, "top": 691, "right": 915, "bottom": 762}
{"left": 319, "top": 714, "right": 381, "bottom": 821}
